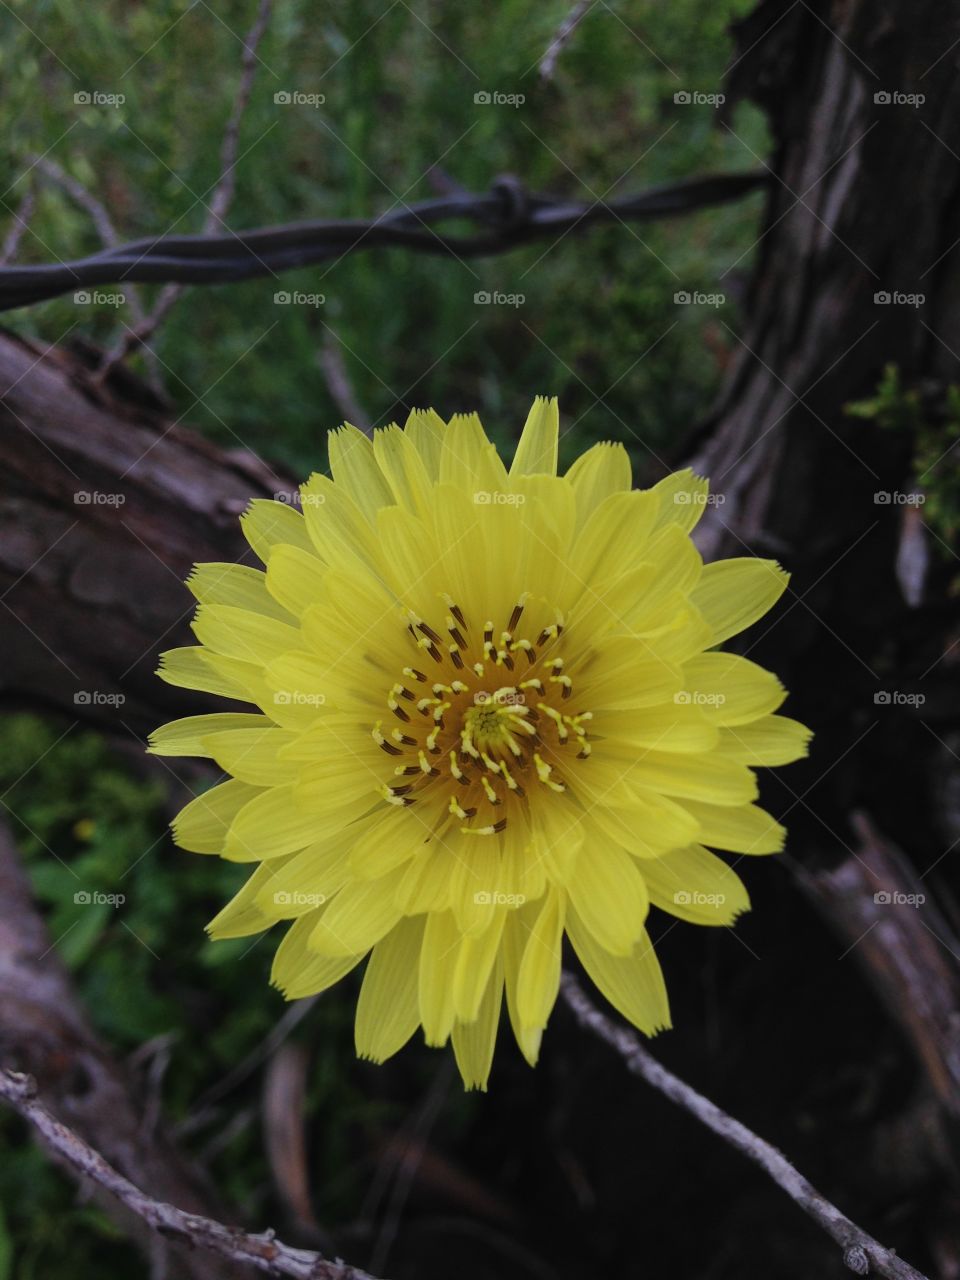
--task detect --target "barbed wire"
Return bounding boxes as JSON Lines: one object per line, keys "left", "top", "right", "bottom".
{"left": 0, "top": 171, "right": 767, "bottom": 312}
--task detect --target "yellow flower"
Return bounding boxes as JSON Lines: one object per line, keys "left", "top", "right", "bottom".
{"left": 151, "top": 398, "right": 810, "bottom": 1088}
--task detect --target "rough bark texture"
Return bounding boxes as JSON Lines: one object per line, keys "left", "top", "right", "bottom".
{"left": 0, "top": 819, "right": 253, "bottom": 1279}
{"left": 0, "top": 331, "right": 291, "bottom": 735}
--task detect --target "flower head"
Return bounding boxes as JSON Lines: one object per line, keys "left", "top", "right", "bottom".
{"left": 151, "top": 398, "right": 810, "bottom": 1088}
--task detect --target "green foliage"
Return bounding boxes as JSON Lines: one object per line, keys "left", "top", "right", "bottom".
{"left": 1, "top": 0, "right": 766, "bottom": 475}
{"left": 846, "top": 364, "right": 960, "bottom": 557}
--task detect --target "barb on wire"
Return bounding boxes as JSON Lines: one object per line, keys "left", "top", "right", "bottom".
{"left": 0, "top": 170, "right": 768, "bottom": 312}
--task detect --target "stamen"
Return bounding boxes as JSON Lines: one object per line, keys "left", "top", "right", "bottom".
{"left": 481, "top": 776, "right": 500, "bottom": 805}
{"left": 417, "top": 619, "right": 442, "bottom": 644}
{"left": 449, "top": 646, "right": 465, "bottom": 669}
{"left": 418, "top": 750, "right": 439, "bottom": 776}
{"left": 373, "top": 722, "right": 402, "bottom": 755}
{"left": 447, "top": 617, "right": 468, "bottom": 649}
{"left": 508, "top": 599, "right": 525, "bottom": 632}
{"left": 403, "top": 666, "right": 427, "bottom": 683}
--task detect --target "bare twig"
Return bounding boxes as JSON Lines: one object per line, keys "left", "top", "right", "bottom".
{"left": 206, "top": 0, "right": 273, "bottom": 231}
{"left": 559, "top": 971, "right": 930, "bottom": 1280}
{"left": 32, "top": 156, "right": 166, "bottom": 394}
{"left": 0, "top": 1068, "right": 380, "bottom": 1280}
{"left": 540, "top": 0, "right": 594, "bottom": 80}
{"left": 0, "top": 188, "right": 37, "bottom": 265}
{"left": 98, "top": 0, "right": 273, "bottom": 375}
{"left": 319, "top": 330, "right": 371, "bottom": 434}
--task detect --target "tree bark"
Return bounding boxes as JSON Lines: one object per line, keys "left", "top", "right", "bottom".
{"left": 0, "top": 330, "right": 292, "bottom": 735}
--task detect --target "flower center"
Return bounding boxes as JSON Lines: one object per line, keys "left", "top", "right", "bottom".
{"left": 370, "top": 594, "right": 592, "bottom": 836}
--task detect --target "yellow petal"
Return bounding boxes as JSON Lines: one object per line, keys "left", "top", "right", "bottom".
{"left": 327, "top": 423, "right": 393, "bottom": 517}
{"left": 206, "top": 858, "right": 293, "bottom": 939}
{"left": 192, "top": 604, "right": 301, "bottom": 666}
{"left": 439, "top": 412, "right": 508, "bottom": 495}
{"left": 574, "top": 637, "right": 681, "bottom": 711}
{"left": 566, "top": 841, "right": 649, "bottom": 955}
{"left": 649, "top": 468, "right": 709, "bottom": 534}
{"left": 157, "top": 647, "right": 252, "bottom": 700}
{"left": 680, "top": 799, "right": 785, "bottom": 854}
{"left": 271, "top": 912, "right": 362, "bottom": 998}
{"left": 223, "top": 784, "right": 362, "bottom": 861}
{"left": 680, "top": 653, "right": 786, "bottom": 725}
{"left": 149, "top": 712, "right": 267, "bottom": 756}
{"left": 565, "top": 441, "right": 632, "bottom": 529}
{"left": 690, "top": 558, "right": 789, "bottom": 645}
{"left": 592, "top": 703, "right": 718, "bottom": 753}
{"left": 172, "top": 779, "right": 264, "bottom": 853}
{"left": 567, "top": 490, "right": 658, "bottom": 588}
{"left": 452, "top": 910, "right": 506, "bottom": 1021}
{"left": 309, "top": 865, "right": 406, "bottom": 956}
{"left": 201, "top": 727, "right": 299, "bottom": 786}
{"left": 355, "top": 916, "right": 425, "bottom": 1061}
{"left": 265, "top": 545, "right": 328, "bottom": 617}
{"left": 254, "top": 831, "right": 354, "bottom": 920}
{"left": 403, "top": 408, "right": 446, "bottom": 479}
{"left": 241, "top": 498, "right": 315, "bottom": 565}
{"left": 187, "top": 562, "right": 294, "bottom": 622}
{"left": 640, "top": 844, "right": 750, "bottom": 925}
{"left": 605, "top": 746, "right": 758, "bottom": 806}
{"left": 452, "top": 956, "right": 504, "bottom": 1091}
{"left": 516, "top": 889, "right": 565, "bottom": 1028}
{"left": 567, "top": 910, "right": 670, "bottom": 1034}
{"left": 510, "top": 396, "right": 558, "bottom": 477}
{"left": 716, "top": 716, "right": 812, "bottom": 765}
{"left": 373, "top": 423, "right": 434, "bottom": 517}
{"left": 502, "top": 906, "right": 545, "bottom": 1065}
{"left": 419, "top": 910, "right": 461, "bottom": 1045}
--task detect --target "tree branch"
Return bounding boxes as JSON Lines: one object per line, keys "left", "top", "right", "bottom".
{"left": 559, "top": 971, "right": 930, "bottom": 1280}
{"left": 0, "top": 1068, "right": 380, "bottom": 1280}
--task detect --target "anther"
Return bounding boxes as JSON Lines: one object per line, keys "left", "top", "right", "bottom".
{"left": 403, "top": 666, "right": 427, "bottom": 683}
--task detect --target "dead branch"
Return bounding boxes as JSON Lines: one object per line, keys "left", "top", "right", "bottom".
{"left": 560, "top": 971, "right": 930, "bottom": 1280}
